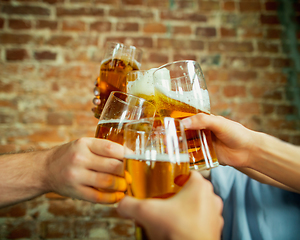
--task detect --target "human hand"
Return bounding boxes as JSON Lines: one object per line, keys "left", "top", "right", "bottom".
{"left": 117, "top": 171, "right": 223, "bottom": 240}
{"left": 45, "top": 137, "right": 126, "bottom": 204}
{"left": 182, "top": 113, "right": 257, "bottom": 168}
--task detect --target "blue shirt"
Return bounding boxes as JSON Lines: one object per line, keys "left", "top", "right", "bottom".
{"left": 211, "top": 166, "right": 300, "bottom": 240}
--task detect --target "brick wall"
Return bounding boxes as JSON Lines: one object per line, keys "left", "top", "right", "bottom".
{"left": 0, "top": 0, "right": 300, "bottom": 239}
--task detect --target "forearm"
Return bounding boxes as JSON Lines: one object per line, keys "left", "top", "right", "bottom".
{"left": 0, "top": 150, "right": 50, "bottom": 208}
{"left": 248, "top": 132, "right": 300, "bottom": 192}
{"left": 236, "top": 167, "right": 299, "bottom": 193}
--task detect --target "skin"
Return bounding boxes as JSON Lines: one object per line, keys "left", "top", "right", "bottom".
{"left": 182, "top": 113, "right": 300, "bottom": 193}
{"left": 0, "top": 137, "right": 127, "bottom": 208}
{"left": 117, "top": 171, "right": 224, "bottom": 240}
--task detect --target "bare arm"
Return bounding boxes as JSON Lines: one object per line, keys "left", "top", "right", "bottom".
{"left": 183, "top": 114, "right": 300, "bottom": 192}
{"left": 0, "top": 137, "right": 127, "bottom": 208}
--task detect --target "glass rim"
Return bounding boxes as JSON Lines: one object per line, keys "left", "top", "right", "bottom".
{"left": 105, "top": 41, "right": 143, "bottom": 53}
{"left": 109, "top": 91, "right": 156, "bottom": 109}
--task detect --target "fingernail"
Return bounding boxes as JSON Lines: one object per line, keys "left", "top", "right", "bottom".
{"left": 116, "top": 192, "right": 125, "bottom": 201}
{"left": 182, "top": 118, "right": 191, "bottom": 128}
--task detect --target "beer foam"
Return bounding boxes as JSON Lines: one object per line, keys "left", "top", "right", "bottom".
{"left": 127, "top": 68, "right": 157, "bottom": 96}
{"left": 155, "top": 84, "right": 210, "bottom": 113}
{"left": 124, "top": 153, "right": 190, "bottom": 163}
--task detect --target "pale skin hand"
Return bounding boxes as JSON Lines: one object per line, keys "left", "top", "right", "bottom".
{"left": 117, "top": 171, "right": 224, "bottom": 240}
{"left": 0, "top": 137, "right": 127, "bottom": 208}
{"left": 182, "top": 113, "right": 300, "bottom": 193}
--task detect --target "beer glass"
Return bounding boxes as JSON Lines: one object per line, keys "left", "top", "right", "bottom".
{"left": 93, "top": 42, "right": 143, "bottom": 118}
{"left": 153, "top": 60, "right": 219, "bottom": 171}
{"left": 95, "top": 91, "right": 156, "bottom": 144}
{"left": 124, "top": 117, "right": 190, "bottom": 240}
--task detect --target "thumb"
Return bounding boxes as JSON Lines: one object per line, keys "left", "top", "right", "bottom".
{"left": 117, "top": 196, "right": 143, "bottom": 219}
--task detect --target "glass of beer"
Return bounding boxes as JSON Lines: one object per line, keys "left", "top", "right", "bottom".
{"left": 124, "top": 117, "right": 190, "bottom": 240}
{"left": 93, "top": 42, "right": 143, "bottom": 118}
{"left": 95, "top": 91, "right": 156, "bottom": 144}
{"left": 153, "top": 60, "right": 219, "bottom": 171}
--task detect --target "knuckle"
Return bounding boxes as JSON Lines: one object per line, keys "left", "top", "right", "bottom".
{"left": 97, "top": 174, "right": 115, "bottom": 189}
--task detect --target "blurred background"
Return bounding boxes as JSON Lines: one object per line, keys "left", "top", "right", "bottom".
{"left": 0, "top": 0, "right": 300, "bottom": 239}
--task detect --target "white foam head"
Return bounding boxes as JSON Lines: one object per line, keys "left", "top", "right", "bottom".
{"left": 127, "top": 68, "right": 158, "bottom": 96}
{"left": 124, "top": 153, "right": 189, "bottom": 163}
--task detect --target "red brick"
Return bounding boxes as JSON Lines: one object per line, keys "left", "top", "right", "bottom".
{"left": 223, "top": 1, "right": 235, "bottom": 11}
{"left": 8, "top": 19, "right": 31, "bottom": 29}
{"left": 0, "top": 99, "right": 17, "bottom": 109}
{"left": 0, "top": 203, "right": 26, "bottom": 217}
{"left": 173, "top": 25, "right": 192, "bottom": 35}
{"left": 0, "top": 81, "right": 14, "bottom": 92}
{"left": 250, "top": 86, "right": 283, "bottom": 100}
{"left": 260, "top": 14, "right": 280, "bottom": 25}
{"left": 27, "top": 129, "right": 67, "bottom": 142}
{"left": 267, "top": 119, "right": 296, "bottom": 131}
{"left": 239, "top": 2, "right": 262, "bottom": 12}
{"left": 196, "top": 27, "right": 217, "bottom": 37}
{"left": 6, "top": 49, "right": 28, "bottom": 61}
{"left": 75, "top": 112, "right": 99, "bottom": 126}
{"left": 0, "top": 18, "right": 4, "bottom": 28}
{"left": 48, "top": 200, "right": 85, "bottom": 216}
{"left": 109, "top": 9, "right": 154, "bottom": 19}
{"left": 205, "top": 69, "right": 229, "bottom": 82}
{"left": 265, "top": 1, "right": 279, "bottom": 11}
{"left": 106, "top": 37, "right": 153, "bottom": 48}
{"left": 34, "top": 51, "right": 57, "bottom": 60}
{"left": 148, "top": 52, "right": 168, "bottom": 63}
{"left": 122, "top": 0, "right": 143, "bottom": 5}
{"left": 229, "top": 70, "right": 257, "bottom": 81}
{"left": 263, "top": 72, "right": 287, "bottom": 84}
{"left": 94, "top": 0, "right": 118, "bottom": 4}
{"left": 224, "top": 56, "right": 249, "bottom": 68}
{"left": 46, "top": 35, "right": 73, "bottom": 46}
{"left": 43, "top": 0, "right": 64, "bottom": 3}
{"left": 6, "top": 221, "right": 34, "bottom": 239}
{"left": 266, "top": 28, "right": 282, "bottom": 39}
{"left": 62, "top": 20, "right": 86, "bottom": 31}
{"left": 276, "top": 105, "right": 297, "bottom": 115}
{"left": 111, "top": 221, "right": 134, "bottom": 237}
{"left": 199, "top": 1, "right": 220, "bottom": 11}
{"left": 240, "top": 28, "right": 263, "bottom": 38}
{"left": 36, "top": 20, "right": 58, "bottom": 30}
{"left": 291, "top": 135, "right": 300, "bottom": 145}
{"left": 174, "top": 53, "right": 196, "bottom": 61}
{"left": 40, "top": 220, "right": 71, "bottom": 238}
{"left": 262, "top": 104, "right": 275, "bottom": 114}
{"left": 0, "top": 33, "right": 32, "bottom": 44}
{"left": 161, "top": 11, "right": 207, "bottom": 22}
{"left": 221, "top": 27, "right": 236, "bottom": 37}
{"left": 56, "top": 7, "right": 104, "bottom": 16}
{"left": 223, "top": 85, "right": 246, "bottom": 97}
{"left": 2, "top": 5, "right": 50, "bottom": 16}
{"left": 257, "top": 42, "right": 279, "bottom": 53}
{"left": 208, "top": 41, "right": 254, "bottom": 53}
{"left": 90, "top": 21, "right": 111, "bottom": 32}
{"left": 74, "top": 220, "right": 110, "bottom": 238}
{"left": 273, "top": 58, "right": 292, "bottom": 68}
{"left": 144, "top": 23, "right": 166, "bottom": 33}
{"left": 249, "top": 57, "right": 271, "bottom": 68}
{"left": 47, "top": 112, "right": 73, "bottom": 125}
{"left": 116, "top": 22, "right": 139, "bottom": 31}
{"left": 237, "top": 102, "right": 260, "bottom": 114}
{"left": 157, "top": 38, "right": 204, "bottom": 50}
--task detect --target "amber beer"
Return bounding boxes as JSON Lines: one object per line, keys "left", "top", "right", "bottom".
{"left": 95, "top": 58, "right": 140, "bottom": 116}
{"left": 124, "top": 154, "right": 190, "bottom": 199}
{"left": 95, "top": 119, "right": 130, "bottom": 144}
{"left": 154, "top": 87, "right": 218, "bottom": 170}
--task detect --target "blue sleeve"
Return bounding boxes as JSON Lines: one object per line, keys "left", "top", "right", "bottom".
{"left": 211, "top": 166, "right": 300, "bottom": 240}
